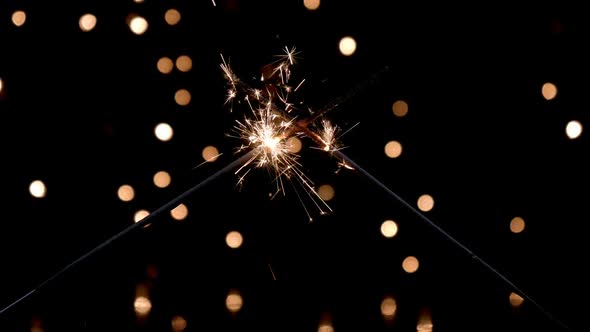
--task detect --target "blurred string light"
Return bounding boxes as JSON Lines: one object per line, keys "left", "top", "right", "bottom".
{"left": 380, "top": 296, "right": 397, "bottom": 321}
{"left": 175, "top": 55, "right": 192, "bottom": 72}
{"left": 157, "top": 57, "right": 174, "bottom": 74}
{"left": 170, "top": 203, "right": 188, "bottom": 220}
{"left": 380, "top": 220, "right": 398, "bottom": 238}
{"left": 542, "top": 82, "right": 558, "bottom": 101}
{"left": 175, "top": 88, "right": 191, "bottom": 106}
{"left": 416, "top": 308, "right": 433, "bottom": 332}
{"left": 79, "top": 14, "right": 97, "bottom": 32}
{"left": 318, "top": 313, "right": 334, "bottom": 332}
{"left": 171, "top": 315, "right": 187, "bottom": 332}
{"left": 134, "top": 296, "right": 152, "bottom": 316}
{"left": 565, "top": 120, "right": 582, "bottom": 139}
{"left": 117, "top": 184, "right": 135, "bottom": 202}
{"left": 303, "top": 0, "right": 321, "bottom": 11}
{"left": 154, "top": 122, "right": 174, "bottom": 141}
{"left": 165, "top": 9, "right": 181, "bottom": 26}
{"left": 317, "top": 184, "right": 335, "bottom": 201}
{"left": 12, "top": 10, "right": 26, "bottom": 27}
{"left": 225, "top": 230, "right": 243, "bottom": 249}
{"left": 202, "top": 145, "right": 220, "bottom": 162}
{"left": 392, "top": 100, "right": 408, "bottom": 117}
{"left": 134, "top": 209, "right": 150, "bottom": 223}
{"left": 338, "top": 36, "right": 357, "bottom": 56}
{"left": 417, "top": 194, "right": 434, "bottom": 212}
{"left": 225, "top": 289, "right": 243, "bottom": 313}
{"left": 127, "top": 14, "right": 148, "bottom": 35}
{"left": 153, "top": 171, "right": 172, "bottom": 188}
{"left": 510, "top": 216, "right": 525, "bottom": 234}
{"left": 509, "top": 292, "right": 524, "bottom": 308}
{"left": 0, "top": 78, "right": 3, "bottom": 93}
{"left": 384, "top": 140, "right": 402, "bottom": 158}
{"left": 29, "top": 180, "right": 47, "bottom": 198}
{"left": 402, "top": 255, "right": 419, "bottom": 273}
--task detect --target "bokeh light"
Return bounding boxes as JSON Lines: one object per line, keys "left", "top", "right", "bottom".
{"left": 402, "top": 256, "right": 419, "bottom": 273}
{"left": 225, "top": 289, "right": 243, "bottom": 313}
{"left": 317, "top": 184, "right": 335, "bottom": 201}
{"left": 171, "top": 315, "right": 187, "bottom": 332}
{"left": 202, "top": 145, "right": 220, "bottom": 162}
{"left": 175, "top": 55, "right": 192, "bottom": 72}
{"left": 134, "top": 296, "right": 152, "bottom": 316}
{"left": 157, "top": 57, "right": 174, "bottom": 74}
{"left": 0, "top": 78, "right": 3, "bottom": 94}
{"left": 175, "top": 89, "right": 191, "bottom": 106}
{"left": 303, "top": 0, "right": 321, "bottom": 10}
{"left": 509, "top": 292, "right": 524, "bottom": 308}
{"left": 417, "top": 194, "right": 434, "bottom": 212}
{"left": 154, "top": 122, "right": 174, "bottom": 141}
{"left": 165, "top": 9, "right": 181, "bottom": 26}
{"left": 226, "top": 231, "right": 243, "bottom": 249}
{"left": 12, "top": 10, "right": 26, "bottom": 27}
{"left": 286, "top": 137, "right": 303, "bottom": 153}
{"left": 510, "top": 216, "right": 525, "bottom": 233}
{"left": 392, "top": 100, "right": 408, "bottom": 117}
{"left": 79, "top": 14, "right": 97, "bottom": 32}
{"left": 134, "top": 210, "right": 150, "bottom": 223}
{"left": 380, "top": 220, "right": 398, "bottom": 238}
{"left": 417, "top": 308, "right": 433, "bottom": 331}
{"left": 565, "top": 120, "right": 582, "bottom": 139}
{"left": 153, "top": 171, "right": 171, "bottom": 188}
{"left": 542, "top": 82, "right": 558, "bottom": 100}
{"left": 128, "top": 15, "right": 148, "bottom": 35}
{"left": 29, "top": 180, "right": 46, "bottom": 198}
{"left": 384, "top": 140, "right": 402, "bottom": 158}
{"left": 170, "top": 203, "right": 188, "bottom": 220}
{"left": 339, "top": 36, "right": 357, "bottom": 56}
{"left": 380, "top": 296, "right": 397, "bottom": 320}
{"left": 117, "top": 184, "right": 135, "bottom": 202}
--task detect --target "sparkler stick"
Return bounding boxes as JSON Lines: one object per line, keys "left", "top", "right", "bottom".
{"left": 0, "top": 150, "right": 255, "bottom": 316}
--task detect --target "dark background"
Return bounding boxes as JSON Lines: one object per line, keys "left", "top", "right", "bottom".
{"left": 1, "top": 1, "right": 588, "bottom": 332}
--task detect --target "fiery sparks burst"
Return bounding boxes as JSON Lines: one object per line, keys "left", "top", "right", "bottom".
{"left": 221, "top": 47, "right": 342, "bottom": 220}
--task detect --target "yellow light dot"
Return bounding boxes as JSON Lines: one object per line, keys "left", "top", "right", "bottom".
{"left": 392, "top": 100, "right": 408, "bottom": 117}
{"left": 29, "top": 180, "right": 47, "bottom": 198}
{"left": 202, "top": 146, "right": 220, "bottom": 162}
{"left": 226, "top": 231, "right": 243, "bottom": 249}
{"left": 303, "top": 0, "right": 321, "bottom": 10}
{"left": 384, "top": 140, "right": 402, "bottom": 158}
{"left": 157, "top": 57, "right": 174, "bottom": 74}
{"left": 380, "top": 220, "right": 398, "bottom": 238}
{"left": 171, "top": 315, "right": 187, "bottom": 332}
{"left": 380, "top": 296, "right": 397, "bottom": 320}
{"left": 79, "top": 14, "right": 97, "bottom": 32}
{"left": 154, "top": 122, "right": 174, "bottom": 141}
{"left": 117, "top": 184, "right": 135, "bottom": 202}
{"left": 153, "top": 171, "right": 171, "bottom": 188}
{"left": 318, "top": 324, "right": 334, "bottom": 332}
{"left": 317, "top": 184, "right": 335, "bottom": 201}
{"left": 225, "top": 289, "right": 243, "bottom": 313}
{"left": 12, "top": 11, "right": 26, "bottom": 27}
{"left": 134, "top": 210, "right": 150, "bottom": 223}
{"left": 510, "top": 216, "right": 525, "bottom": 234}
{"left": 509, "top": 292, "right": 524, "bottom": 308}
{"left": 175, "top": 89, "right": 191, "bottom": 106}
{"left": 0, "top": 78, "right": 3, "bottom": 94}
{"left": 175, "top": 55, "right": 192, "bottom": 72}
{"left": 417, "top": 194, "right": 434, "bottom": 212}
{"left": 417, "top": 308, "right": 433, "bottom": 331}
{"left": 542, "top": 82, "right": 557, "bottom": 101}
{"left": 286, "top": 136, "right": 302, "bottom": 153}
{"left": 134, "top": 296, "right": 152, "bottom": 316}
{"left": 565, "top": 120, "right": 583, "bottom": 139}
{"left": 339, "top": 36, "right": 357, "bottom": 56}
{"left": 170, "top": 203, "right": 188, "bottom": 220}
{"left": 402, "top": 256, "right": 419, "bottom": 273}
{"left": 128, "top": 15, "right": 148, "bottom": 35}
{"left": 165, "top": 9, "right": 181, "bottom": 26}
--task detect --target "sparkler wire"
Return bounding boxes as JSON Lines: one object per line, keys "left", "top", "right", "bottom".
{"left": 0, "top": 150, "right": 255, "bottom": 317}
{"left": 331, "top": 150, "right": 570, "bottom": 331}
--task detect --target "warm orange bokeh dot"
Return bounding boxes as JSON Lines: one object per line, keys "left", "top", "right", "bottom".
{"left": 392, "top": 100, "right": 408, "bottom": 117}
{"left": 402, "top": 256, "right": 419, "bottom": 273}
{"left": 417, "top": 194, "right": 434, "bottom": 212}
{"left": 510, "top": 216, "right": 525, "bottom": 233}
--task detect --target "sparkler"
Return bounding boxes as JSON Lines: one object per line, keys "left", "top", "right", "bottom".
{"left": 218, "top": 47, "right": 570, "bottom": 331}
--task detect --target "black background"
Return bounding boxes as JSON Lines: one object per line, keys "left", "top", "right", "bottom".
{"left": 1, "top": 1, "right": 588, "bottom": 332}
